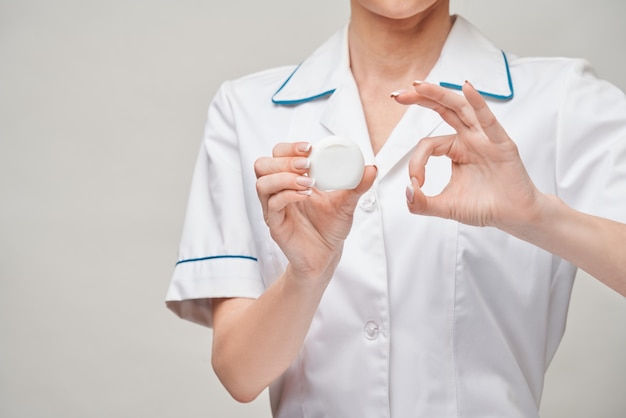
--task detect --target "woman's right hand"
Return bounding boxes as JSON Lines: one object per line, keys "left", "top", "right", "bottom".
{"left": 254, "top": 142, "right": 377, "bottom": 283}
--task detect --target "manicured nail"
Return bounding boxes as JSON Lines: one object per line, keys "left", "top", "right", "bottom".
{"left": 405, "top": 183, "right": 414, "bottom": 203}
{"left": 296, "top": 176, "right": 315, "bottom": 188}
{"left": 297, "top": 188, "right": 313, "bottom": 196}
{"left": 390, "top": 89, "right": 408, "bottom": 98}
{"left": 293, "top": 158, "right": 310, "bottom": 170}
{"left": 412, "top": 80, "right": 426, "bottom": 86}
{"left": 405, "top": 177, "right": 418, "bottom": 203}
{"left": 297, "top": 142, "right": 312, "bottom": 152}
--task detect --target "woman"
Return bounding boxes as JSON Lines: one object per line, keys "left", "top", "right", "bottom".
{"left": 166, "top": 1, "right": 626, "bottom": 416}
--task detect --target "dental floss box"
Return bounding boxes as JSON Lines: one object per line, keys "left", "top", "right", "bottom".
{"left": 309, "top": 136, "right": 365, "bottom": 191}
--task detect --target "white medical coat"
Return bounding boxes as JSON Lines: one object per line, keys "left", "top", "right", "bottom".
{"left": 166, "top": 16, "right": 626, "bottom": 418}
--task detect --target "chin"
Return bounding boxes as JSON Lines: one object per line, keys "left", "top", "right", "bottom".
{"left": 355, "top": 0, "right": 445, "bottom": 20}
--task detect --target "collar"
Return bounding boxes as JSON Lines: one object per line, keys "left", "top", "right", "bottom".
{"left": 272, "top": 15, "right": 514, "bottom": 105}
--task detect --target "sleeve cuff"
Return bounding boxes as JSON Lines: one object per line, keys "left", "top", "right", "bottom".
{"left": 165, "top": 256, "right": 266, "bottom": 327}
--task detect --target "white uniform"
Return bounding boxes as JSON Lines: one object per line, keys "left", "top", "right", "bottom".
{"left": 166, "top": 16, "right": 626, "bottom": 418}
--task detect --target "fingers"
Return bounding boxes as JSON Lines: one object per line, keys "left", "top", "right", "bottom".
{"left": 393, "top": 89, "right": 467, "bottom": 134}
{"left": 406, "top": 176, "right": 428, "bottom": 215}
{"left": 405, "top": 135, "right": 457, "bottom": 219}
{"left": 258, "top": 172, "right": 315, "bottom": 227}
{"left": 393, "top": 82, "right": 476, "bottom": 132}
{"left": 392, "top": 81, "right": 509, "bottom": 145}
{"left": 354, "top": 165, "right": 378, "bottom": 194}
{"left": 403, "top": 134, "right": 455, "bottom": 220}
{"left": 255, "top": 140, "right": 379, "bottom": 229}
{"left": 264, "top": 188, "right": 312, "bottom": 227}
{"left": 405, "top": 177, "right": 451, "bottom": 219}
{"left": 255, "top": 142, "right": 313, "bottom": 222}
{"left": 407, "top": 134, "right": 456, "bottom": 187}
{"left": 256, "top": 173, "right": 315, "bottom": 198}
{"left": 339, "top": 165, "right": 378, "bottom": 207}
{"left": 272, "top": 141, "right": 311, "bottom": 158}
{"left": 254, "top": 142, "right": 311, "bottom": 179}
{"left": 461, "top": 82, "right": 508, "bottom": 144}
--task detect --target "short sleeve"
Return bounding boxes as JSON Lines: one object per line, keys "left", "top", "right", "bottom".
{"left": 555, "top": 60, "right": 626, "bottom": 223}
{"left": 165, "top": 82, "right": 266, "bottom": 328}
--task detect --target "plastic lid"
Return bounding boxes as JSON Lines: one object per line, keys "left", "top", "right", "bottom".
{"left": 309, "top": 136, "right": 365, "bottom": 191}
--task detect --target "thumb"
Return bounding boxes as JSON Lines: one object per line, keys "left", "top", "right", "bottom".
{"left": 354, "top": 165, "right": 378, "bottom": 194}
{"left": 405, "top": 176, "right": 450, "bottom": 218}
{"left": 343, "top": 165, "right": 378, "bottom": 207}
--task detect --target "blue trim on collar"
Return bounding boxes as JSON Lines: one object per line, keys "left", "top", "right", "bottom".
{"left": 272, "top": 50, "right": 514, "bottom": 105}
{"left": 439, "top": 51, "right": 514, "bottom": 101}
{"left": 175, "top": 255, "right": 258, "bottom": 265}
{"left": 272, "top": 64, "right": 336, "bottom": 105}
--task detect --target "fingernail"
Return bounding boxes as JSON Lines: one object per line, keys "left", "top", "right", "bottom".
{"left": 405, "top": 183, "right": 415, "bottom": 204}
{"left": 390, "top": 89, "right": 408, "bottom": 98}
{"left": 406, "top": 177, "right": 419, "bottom": 203}
{"left": 297, "top": 142, "right": 312, "bottom": 152}
{"left": 412, "top": 80, "right": 426, "bottom": 86}
{"left": 297, "top": 188, "right": 313, "bottom": 196}
{"left": 293, "top": 158, "right": 310, "bottom": 170}
{"left": 296, "top": 176, "right": 315, "bottom": 187}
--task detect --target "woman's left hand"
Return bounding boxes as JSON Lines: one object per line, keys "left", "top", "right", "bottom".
{"left": 392, "top": 81, "right": 547, "bottom": 232}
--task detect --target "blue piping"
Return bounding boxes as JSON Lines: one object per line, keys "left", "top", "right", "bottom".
{"left": 439, "top": 51, "right": 514, "bottom": 101}
{"left": 271, "top": 64, "right": 335, "bottom": 105}
{"left": 176, "top": 255, "right": 258, "bottom": 266}
{"left": 272, "top": 89, "right": 336, "bottom": 105}
{"left": 272, "top": 51, "right": 514, "bottom": 105}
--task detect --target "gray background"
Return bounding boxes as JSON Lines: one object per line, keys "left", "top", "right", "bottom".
{"left": 1, "top": 0, "right": 625, "bottom": 417}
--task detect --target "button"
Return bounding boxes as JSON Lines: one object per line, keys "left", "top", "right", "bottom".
{"left": 359, "top": 192, "right": 377, "bottom": 212}
{"left": 363, "top": 320, "right": 380, "bottom": 340}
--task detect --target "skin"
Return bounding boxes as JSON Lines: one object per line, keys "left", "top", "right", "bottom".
{"left": 348, "top": 0, "right": 452, "bottom": 152}
{"left": 394, "top": 81, "right": 626, "bottom": 295}
{"left": 213, "top": 150, "right": 377, "bottom": 402}
{"left": 211, "top": 0, "right": 626, "bottom": 403}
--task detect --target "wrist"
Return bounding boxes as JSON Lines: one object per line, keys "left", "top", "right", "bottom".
{"left": 501, "top": 193, "right": 565, "bottom": 245}
{"left": 283, "top": 253, "right": 339, "bottom": 290}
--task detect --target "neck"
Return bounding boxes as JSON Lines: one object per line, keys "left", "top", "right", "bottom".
{"left": 348, "top": 1, "right": 453, "bottom": 87}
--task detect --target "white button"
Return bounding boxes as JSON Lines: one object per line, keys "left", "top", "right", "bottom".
{"left": 359, "top": 192, "right": 377, "bottom": 212}
{"left": 363, "top": 320, "right": 380, "bottom": 340}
